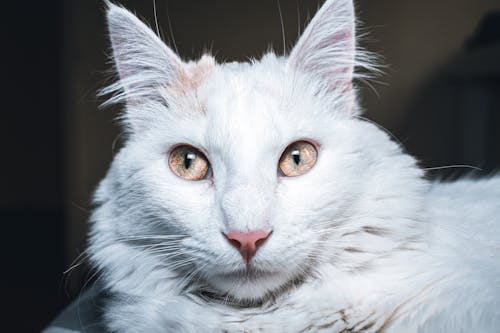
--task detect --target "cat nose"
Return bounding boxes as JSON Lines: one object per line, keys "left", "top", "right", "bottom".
{"left": 223, "top": 230, "right": 272, "bottom": 264}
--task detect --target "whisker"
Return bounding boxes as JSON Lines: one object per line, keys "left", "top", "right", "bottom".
{"left": 423, "top": 164, "right": 482, "bottom": 172}
{"left": 276, "top": 0, "right": 286, "bottom": 55}
{"left": 165, "top": 1, "right": 179, "bottom": 54}
{"left": 152, "top": 0, "right": 160, "bottom": 37}
{"left": 354, "top": 115, "right": 403, "bottom": 148}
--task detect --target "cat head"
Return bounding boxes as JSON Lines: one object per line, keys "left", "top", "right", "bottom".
{"left": 90, "top": 0, "right": 426, "bottom": 304}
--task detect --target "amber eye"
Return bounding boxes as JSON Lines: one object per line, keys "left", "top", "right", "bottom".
{"left": 169, "top": 145, "right": 210, "bottom": 181}
{"left": 278, "top": 141, "right": 318, "bottom": 177}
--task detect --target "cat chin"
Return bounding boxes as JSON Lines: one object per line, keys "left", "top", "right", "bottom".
{"left": 208, "top": 270, "right": 291, "bottom": 301}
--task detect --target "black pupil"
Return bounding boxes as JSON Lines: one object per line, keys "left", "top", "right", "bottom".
{"left": 291, "top": 149, "right": 301, "bottom": 165}
{"left": 184, "top": 151, "right": 196, "bottom": 169}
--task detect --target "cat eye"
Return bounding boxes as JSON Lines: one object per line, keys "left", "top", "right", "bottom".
{"left": 169, "top": 145, "right": 211, "bottom": 181}
{"left": 278, "top": 141, "right": 318, "bottom": 177}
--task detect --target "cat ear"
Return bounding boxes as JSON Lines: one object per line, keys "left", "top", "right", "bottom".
{"left": 104, "top": 2, "right": 183, "bottom": 106}
{"left": 288, "top": 0, "right": 355, "bottom": 94}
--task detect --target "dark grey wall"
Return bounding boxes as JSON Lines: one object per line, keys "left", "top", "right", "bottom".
{"left": 1, "top": 0, "right": 64, "bottom": 331}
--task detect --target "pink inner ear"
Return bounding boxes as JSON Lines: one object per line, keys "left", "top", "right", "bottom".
{"left": 322, "top": 30, "right": 354, "bottom": 84}
{"left": 288, "top": 0, "right": 355, "bottom": 92}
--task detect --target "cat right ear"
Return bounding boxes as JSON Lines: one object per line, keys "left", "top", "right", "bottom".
{"left": 103, "top": 2, "right": 183, "bottom": 106}
{"left": 103, "top": 3, "right": 215, "bottom": 131}
{"left": 101, "top": 1, "right": 185, "bottom": 131}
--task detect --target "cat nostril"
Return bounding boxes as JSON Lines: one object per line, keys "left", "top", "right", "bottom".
{"left": 254, "top": 236, "right": 267, "bottom": 249}
{"left": 223, "top": 230, "right": 272, "bottom": 264}
{"left": 228, "top": 238, "right": 242, "bottom": 249}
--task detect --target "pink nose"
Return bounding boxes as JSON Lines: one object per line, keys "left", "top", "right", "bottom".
{"left": 224, "top": 230, "right": 272, "bottom": 264}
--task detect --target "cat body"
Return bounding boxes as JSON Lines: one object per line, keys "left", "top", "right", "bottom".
{"left": 89, "top": 1, "right": 500, "bottom": 332}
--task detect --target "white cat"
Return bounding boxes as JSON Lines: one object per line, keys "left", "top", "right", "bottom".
{"left": 87, "top": 0, "right": 500, "bottom": 332}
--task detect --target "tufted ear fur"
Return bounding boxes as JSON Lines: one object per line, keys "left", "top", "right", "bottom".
{"left": 104, "top": 2, "right": 183, "bottom": 106}
{"left": 101, "top": 2, "right": 215, "bottom": 131}
{"left": 288, "top": 0, "right": 356, "bottom": 96}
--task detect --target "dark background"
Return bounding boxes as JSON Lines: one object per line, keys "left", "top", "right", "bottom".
{"left": 2, "top": 0, "right": 499, "bottom": 331}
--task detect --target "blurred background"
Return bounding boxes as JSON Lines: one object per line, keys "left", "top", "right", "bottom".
{"left": 2, "top": 0, "right": 499, "bottom": 331}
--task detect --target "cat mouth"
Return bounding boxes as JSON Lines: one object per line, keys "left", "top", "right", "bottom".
{"left": 218, "top": 267, "right": 280, "bottom": 280}
{"left": 196, "top": 267, "right": 307, "bottom": 308}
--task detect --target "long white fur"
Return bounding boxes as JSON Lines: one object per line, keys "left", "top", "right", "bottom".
{"left": 89, "top": 1, "right": 500, "bottom": 332}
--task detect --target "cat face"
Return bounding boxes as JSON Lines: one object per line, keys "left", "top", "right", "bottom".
{"left": 90, "top": 0, "right": 425, "bottom": 303}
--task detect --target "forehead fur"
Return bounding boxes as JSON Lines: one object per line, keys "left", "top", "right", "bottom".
{"left": 176, "top": 55, "right": 216, "bottom": 93}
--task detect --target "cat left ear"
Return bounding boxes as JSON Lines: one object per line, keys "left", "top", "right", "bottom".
{"left": 104, "top": 2, "right": 184, "bottom": 106}
{"left": 288, "top": 0, "right": 355, "bottom": 94}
